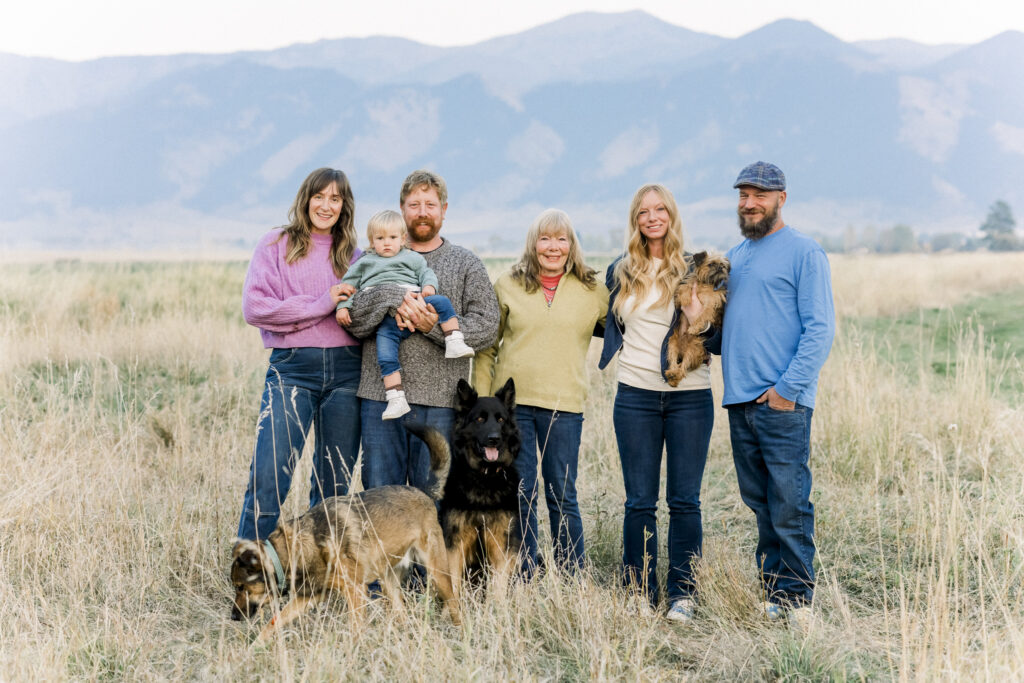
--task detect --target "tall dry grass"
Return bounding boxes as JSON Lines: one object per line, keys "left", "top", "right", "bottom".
{"left": 1, "top": 253, "right": 1023, "bottom": 680}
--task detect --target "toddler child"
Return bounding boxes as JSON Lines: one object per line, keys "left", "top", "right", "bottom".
{"left": 336, "top": 210, "right": 474, "bottom": 419}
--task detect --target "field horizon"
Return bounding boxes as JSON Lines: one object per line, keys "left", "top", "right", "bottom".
{"left": 2, "top": 252, "right": 1022, "bottom": 680}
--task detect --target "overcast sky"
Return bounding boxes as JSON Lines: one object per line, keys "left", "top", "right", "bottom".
{"left": 3, "top": 0, "right": 1022, "bottom": 61}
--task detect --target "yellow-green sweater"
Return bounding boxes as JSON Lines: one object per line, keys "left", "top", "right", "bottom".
{"left": 473, "top": 271, "right": 609, "bottom": 413}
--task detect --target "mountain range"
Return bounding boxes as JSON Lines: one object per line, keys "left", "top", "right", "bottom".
{"left": 1, "top": 11, "right": 1022, "bottom": 251}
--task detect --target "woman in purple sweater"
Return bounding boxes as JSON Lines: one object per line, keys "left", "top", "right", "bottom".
{"left": 236, "top": 168, "right": 363, "bottom": 541}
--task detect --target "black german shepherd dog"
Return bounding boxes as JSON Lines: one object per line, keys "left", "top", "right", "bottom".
{"left": 440, "top": 378, "right": 522, "bottom": 587}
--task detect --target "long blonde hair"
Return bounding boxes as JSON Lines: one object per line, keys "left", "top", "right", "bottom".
{"left": 278, "top": 168, "right": 357, "bottom": 277}
{"left": 612, "top": 184, "right": 689, "bottom": 317}
{"left": 509, "top": 209, "right": 597, "bottom": 293}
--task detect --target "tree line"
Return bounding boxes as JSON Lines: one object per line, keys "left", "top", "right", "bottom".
{"left": 481, "top": 201, "right": 1020, "bottom": 256}
{"left": 816, "top": 200, "right": 1021, "bottom": 254}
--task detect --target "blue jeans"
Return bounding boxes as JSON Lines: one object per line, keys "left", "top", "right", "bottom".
{"left": 613, "top": 384, "right": 713, "bottom": 604}
{"left": 375, "top": 294, "right": 458, "bottom": 377}
{"left": 515, "top": 405, "right": 585, "bottom": 575}
{"left": 728, "top": 401, "right": 815, "bottom": 606}
{"left": 360, "top": 400, "right": 454, "bottom": 491}
{"left": 236, "top": 346, "right": 362, "bottom": 540}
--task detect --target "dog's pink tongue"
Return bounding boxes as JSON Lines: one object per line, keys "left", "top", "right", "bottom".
{"left": 484, "top": 447, "right": 499, "bottom": 462}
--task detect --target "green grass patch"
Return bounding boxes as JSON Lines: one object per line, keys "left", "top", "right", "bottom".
{"left": 855, "top": 286, "right": 1024, "bottom": 400}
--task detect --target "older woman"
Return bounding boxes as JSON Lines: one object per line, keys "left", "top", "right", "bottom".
{"left": 236, "top": 167, "right": 362, "bottom": 541}
{"left": 474, "top": 209, "right": 608, "bottom": 575}
{"left": 598, "top": 184, "right": 716, "bottom": 622}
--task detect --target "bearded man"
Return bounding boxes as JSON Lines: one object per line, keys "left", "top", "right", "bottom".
{"left": 721, "top": 161, "right": 835, "bottom": 627}
{"left": 345, "top": 169, "right": 499, "bottom": 492}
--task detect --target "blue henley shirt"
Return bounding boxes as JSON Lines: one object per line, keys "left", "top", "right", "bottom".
{"left": 721, "top": 225, "right": 835, "bottom": 408}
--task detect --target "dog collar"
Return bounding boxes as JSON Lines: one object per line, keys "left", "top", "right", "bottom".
{"left": 263, "top": 540, "right": 286, "bottom": 593}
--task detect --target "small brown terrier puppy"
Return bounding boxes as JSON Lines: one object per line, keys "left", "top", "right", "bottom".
{"left": 665, "top": 251, "right": 730, "bottom": 387}
{"left": 230, "top": 422, "right": 460, "bottom": 646}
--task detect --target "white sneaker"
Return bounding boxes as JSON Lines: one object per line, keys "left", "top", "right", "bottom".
{"left": 763, "top": 600, "right": 786, "bottom": 622}
{"left": 665, "top": 597, "right": 696, "bottom": 624}
{"left": 382, "top": 389, "right": 410, "bottom": 420}
{"left": 626, "top": 595, "right": 656, "bottom": 620}
{"left": 788, "top": 605, "right": 815, "bottom": 632}
{"left": 444, "top": 331, "right": 475, "bottom": 359}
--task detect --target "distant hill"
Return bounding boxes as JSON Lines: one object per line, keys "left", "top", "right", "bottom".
{"left": 2, "top": 12, "right": 1021, "bottom": 251}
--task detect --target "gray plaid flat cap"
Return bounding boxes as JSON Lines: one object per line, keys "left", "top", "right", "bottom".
{"left": 733, "top": 161, "right": 786, "bottom": 190}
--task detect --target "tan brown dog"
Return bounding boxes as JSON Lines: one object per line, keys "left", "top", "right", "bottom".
{"left": 230, "top": 422, "right": 460, "bottom": 645}
{"left": 665, "top": 251, "right": 730, "bottom": 387}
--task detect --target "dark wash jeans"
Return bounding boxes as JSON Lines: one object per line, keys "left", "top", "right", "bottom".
{"left": 727, "top": 400, "right": 816, "bottom": 606}
{"left": 514, "top": 405, "right": 585, "bottom": 575}
{"left": 360, "top": 399, "right": 454, "bottom": 492}
{"left": 613, "top": 383, "right": 713, "bottom": 605}
{"left": 236, "top": 346, "right": 362, "bottom": 541}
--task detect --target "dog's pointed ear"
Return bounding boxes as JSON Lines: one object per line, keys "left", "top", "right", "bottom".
{"left": 495, "top": 377, "right": 516, "bottom": 412}
{"left": 232, "top": 539, "right": 259, "bottom": 562}
{"left": 232, "top": 547, "right": 263, "bottom": 573}
{"left": 456, "top": 378, "right": 477, "bottom": 411}
{"left": 692, "top": 251, "right": 707, "bottom": 267}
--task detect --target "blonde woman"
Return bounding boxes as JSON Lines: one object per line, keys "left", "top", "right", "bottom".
{"left": 598, "top": 184, "right": 716, "bottom": 622}
{"left": 474, "top": 209, "right": 608, "bottom": 575}
{"left": 236, "top": 168, "right": 362, "bottom": 541}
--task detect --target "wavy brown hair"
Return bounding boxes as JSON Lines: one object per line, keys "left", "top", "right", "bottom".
{"left": 278, "top": 168, "right": 356, "bottom": 277}
{"left": 612, "top": 184, "right": 689, "bottom": 317}
{"left": 509, "top": 209, "right": 597, "bottom": 293}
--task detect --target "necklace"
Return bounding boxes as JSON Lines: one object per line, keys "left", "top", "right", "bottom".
{"left": 540, "top": 273, "right": 561, "bottom": 307}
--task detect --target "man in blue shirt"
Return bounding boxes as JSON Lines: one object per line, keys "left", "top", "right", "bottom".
{"left": 721, "top": 161, "right": 835, "bottom": 625}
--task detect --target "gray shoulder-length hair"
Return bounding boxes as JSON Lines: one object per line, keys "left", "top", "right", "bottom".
{"left": 509, "top": 208, "right": 597, "bottom": 293}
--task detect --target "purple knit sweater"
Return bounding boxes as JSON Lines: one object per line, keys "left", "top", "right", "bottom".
{"left": 242, "top": 228, "right": 361, "bottom": 349}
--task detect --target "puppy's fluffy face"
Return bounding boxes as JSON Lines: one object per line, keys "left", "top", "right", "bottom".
{"left": 454, "top": 378, "right": 519, "bottom": 471}
{"left": 692, "top": 251, "right": 730, "bottom": 289}
{"left": 230, "top": 540, "right": 274, "bottom": 620}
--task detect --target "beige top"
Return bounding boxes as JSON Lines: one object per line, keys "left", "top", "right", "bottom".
{"left": 616, "top": 286, "right": 711, "bottom": 392}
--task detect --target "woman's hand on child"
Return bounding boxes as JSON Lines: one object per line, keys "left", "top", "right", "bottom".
{"left": 330, "top": 283, "right": 356, "bottom": 306}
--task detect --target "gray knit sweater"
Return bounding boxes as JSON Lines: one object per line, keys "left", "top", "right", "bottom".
{"left": 346, "top": 238, "right": 499, "bottom": 407}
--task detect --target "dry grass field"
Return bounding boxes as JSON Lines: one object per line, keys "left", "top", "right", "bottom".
{"left": 1, "top": 252, "right": 1023, "bottom": 680}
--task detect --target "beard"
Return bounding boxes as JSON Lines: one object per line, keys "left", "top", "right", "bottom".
{"left": 407, "top": 217, "right": 442, "bottom": 244}
{"left": 737, "top": 202, "right": 780, "bottom": 240}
